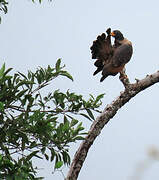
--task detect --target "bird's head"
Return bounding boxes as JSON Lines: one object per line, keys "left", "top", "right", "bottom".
{"left": 110, "top": 30, "right": 124, "bottom": 41}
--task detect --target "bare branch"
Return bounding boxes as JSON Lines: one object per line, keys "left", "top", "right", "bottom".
{"left": 66, "top": 70, "right": 159, "bottom": 180}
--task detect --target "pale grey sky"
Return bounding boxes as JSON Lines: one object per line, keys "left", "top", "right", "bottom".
{"left": 1, "top": 0, "right": 159, "bottom": 179}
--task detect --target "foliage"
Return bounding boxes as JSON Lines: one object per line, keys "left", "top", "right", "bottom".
{"left": 0, "top": 0, "right": 8, "bottom": 13}
{"left": 0, "top": 1, "right": 104, "bottom": 179}
{"left": 32, "top": 0, "right": 52, "bottom": 3}
{"left": 0, "top": 60, "right": 104, "bottom": 179}
{"left": 0, "top": 0, "right": 8, "bottom": 22}
{"left": 0, "top": 0, "right": 52, "bottom": 23}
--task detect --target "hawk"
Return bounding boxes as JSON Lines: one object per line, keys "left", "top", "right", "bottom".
{"left": 90, "top": 28, "right": 133, "bottom": 82}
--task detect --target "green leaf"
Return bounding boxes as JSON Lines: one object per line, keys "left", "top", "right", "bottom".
{"left": 21, "top": 133, "right": 29, "bottom": 151}
{"left": 44, "top": 153, "right": 49, "bottom": 160}
{"left": 30, "top": 141, "right": 37, "bottom": 149}
{"left": 86, "top": 108, "right": 95, "bottom": 120}
{"left": 74, "top": 136, "right": 85, "bottom": 140}
{"left": 63, "top": 116, "right": 69, "bottom": 131}
{"left": 76, "top": 122, "right": 84, "bottom": 131}
{"left": 60, "top": 71, "right": 73, "bottom": 81}
{"left": 55, "top": 161, "right": 63, "bottom": 169}
{"left": 89, "top": 94, "right": 95, "bottom": 100}
{"left": 3, "top": 68, "right": 13, "bottom": 76}
{"left": 0, "top": 154, "right": 2, "bottom": 161}
{"left": 61, "top": 151, "right": 71, "bottom": 165}
{"left": 55, "top": 59, "right": 61, "bottom": 71}
{"left": 26, "top": 151, "right": 42, "bottom": 161}
{"left": 0, "top": 63, "right": 5, "bottom": 77}
{"left": 80, "top": 113, "right": 92, "bottom": 121}
{"left": 16, "top": 89, "right": 28, "bottom": 98}
{"left": 51, "top": 149, "right": 55, "bottom": 162}
{"left": 41, "top": 147, "right": 46, "bottom": 154}
{"left": 18, "top": 72, "right": 28, "bottom": 79}
{"left": 0, "top": 102, "right": 4, "bottom": 111}
{"left": 94, "top": 93, "right": 105, "bottom": 104}
{"left": 62, "top": 122, "right": 69, "bottom": 132}
{"left": 70, "top": 119, "right": 79, "bottom": 127}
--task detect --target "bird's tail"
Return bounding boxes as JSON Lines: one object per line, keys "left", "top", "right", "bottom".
{"left": 100, "top": 63, "right": 118, "bottom": 82}
{"left": 93, "top": 59, "right": 103, "bottom": 75}
{"left": 93, "top": 67, "right": 103, "bottom": 76}
{"left": 100, "top": 75, "right": 108, "bottom": 82}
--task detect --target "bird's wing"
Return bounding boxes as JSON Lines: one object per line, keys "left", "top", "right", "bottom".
{"left": 100, "top": 42, "right": 133, "bottom": 82}
{"left": 90, "top": 28, "right": 113, "bottom": 62}
{"left": 112, "top": 43, "right": 133, "bottom": 67}
{"left": 90, "top": 28, "right": 113, "bottom": 75}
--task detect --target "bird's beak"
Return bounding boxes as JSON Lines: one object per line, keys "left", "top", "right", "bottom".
{"left": 110, "top": 32, "right": 115, "bottom": 36}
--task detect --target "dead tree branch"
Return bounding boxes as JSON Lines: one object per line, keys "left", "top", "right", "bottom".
{"left": 66, "top": 70, "right": 159, "bottom": 180}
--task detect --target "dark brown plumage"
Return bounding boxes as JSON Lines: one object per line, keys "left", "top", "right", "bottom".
{"left": 90, "top": 28, "right": 133, "bottom": 82}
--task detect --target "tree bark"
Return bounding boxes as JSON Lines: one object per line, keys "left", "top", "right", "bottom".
{"left": 66, "top": 70, "right": 159, "bottom": 180}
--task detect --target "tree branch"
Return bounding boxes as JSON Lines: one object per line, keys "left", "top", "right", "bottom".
{"left": 66, "top": 70, "right": 159, "bottom": 180}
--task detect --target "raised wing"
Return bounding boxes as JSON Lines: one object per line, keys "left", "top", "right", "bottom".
{"left": 90, "top": 28, "right": 113, "bottom": 75}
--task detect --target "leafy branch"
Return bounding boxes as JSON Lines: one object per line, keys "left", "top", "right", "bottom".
{"left": 0, "top": 0, "right": 53, "bottom": 23}
{"left": 0, "top": 60, "right": 104, "bottom": 179}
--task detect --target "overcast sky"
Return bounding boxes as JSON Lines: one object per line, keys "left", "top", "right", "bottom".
{"left": 1, "top": 0, "right": 159, "bottom": 179}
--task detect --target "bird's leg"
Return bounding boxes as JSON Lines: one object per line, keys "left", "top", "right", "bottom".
{"left": 119, "top": 67, "right": 130, "bottom": 88}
